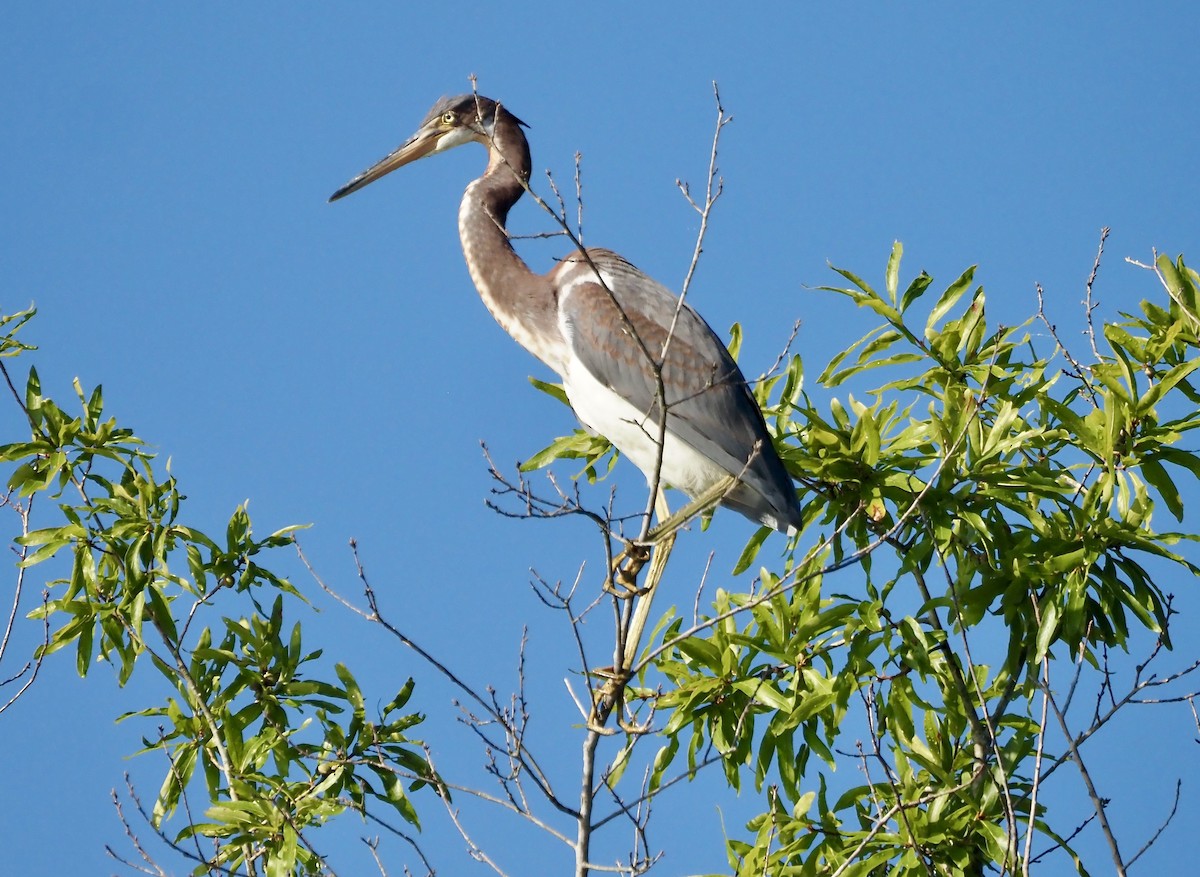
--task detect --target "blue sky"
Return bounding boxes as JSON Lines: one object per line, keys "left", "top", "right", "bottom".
{"left": 4, "top": 4, "right": 1199, "bottom": 875}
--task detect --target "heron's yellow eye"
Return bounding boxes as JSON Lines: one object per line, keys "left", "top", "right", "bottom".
{"left": 441, "top": 111, "right": 456, "bottom": 126}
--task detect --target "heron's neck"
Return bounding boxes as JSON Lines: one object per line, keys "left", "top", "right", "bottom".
{"left": 458, "top": 130, "right": 568, "bottom": 375}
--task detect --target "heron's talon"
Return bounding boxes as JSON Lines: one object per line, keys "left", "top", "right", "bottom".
{"left": 586, "top": 671, "right": 652, "bottom": 733}
{"left": 587, "top": 670, "right": 633, "bottom": 731}
{"left": 605, "top": 542, "right": 652, "bottom": 595}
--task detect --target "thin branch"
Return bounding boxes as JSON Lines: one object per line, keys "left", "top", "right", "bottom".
{"left": 641, "top": 81, "right": 733, "bottom": 541}
{"left": 932, "top": 539, "right": 1019, "bottom": 863}
{"left": 858, "top": 684, "right": 931, "bottom": 874}
{"left": 1036, "top": 282, "right": 1097, "bottom": 406}
{"left": 1023, "top": 657, "right": 1051, "bottom": 877}
{"left": 358, "top": 803, "right": 440, "bottom": 876}
{"left": 1039, "top": 638, "right": 1199, "bottom": 784}
{"left": 107, "top": 787, "right": 172, "bottom": 877}
{"left": 1029, "top": 812, "right": 1097, "bottom": 864}
{"left": 575, "top": 152, "right": 585, "bottom": 246}
{"left": 754, "top": 319, "right": 802, "bottom": 385}
{"left": 156, "top": 732, "right": 220, "bottom": 871}
{"left": 1044, "top": 684, "right": 1126, "bottom": 876}
{"left": 1125, "top": 779, "right": 1181, "bottom": 870}
{"left": 425, "top": 747, "right": 514, "bottom": 877}
{"left": 108, "top": 775, "right": 232, "bottom": 877}
{"left": 0, "top": 587, "right": 48, "bottom": 715}
{"left": 0, "top": 491, "right": 32, "bottom": 670}
{"left": 1083, "top": 227, "right": 1110, "bottom": 361}
{"left": 110, "top": 602, "right": 256, "bottom": 874}
{"left": 300, "top": 537, "right": 573, "bottom": 821}
{"left": 576, "top": 730, "right": 601, "bottom": 877}
{"left": 671, "top": 80, "right": 732, "bottom": 338}
{"left": 826, "top": 776, "right": 980, "bottom": 877}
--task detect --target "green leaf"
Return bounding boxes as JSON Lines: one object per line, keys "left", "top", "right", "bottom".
{"left": 1138, "top": 358, "right": 1200, "bottom": 413}
{"left": 528, "top": 376, "right": 570, "bottom": 406}
{"left": 1141, "top": 458, "right": 1183, "bottom": 521}
{"left": 675, "top": 636, "right": 723, "bottom": 670}
{"left": 732, "top": 678, "right": 792, "bottom": 712}
{"left": 75, "top": 616, "right": 95, "bottom": 676}
{"left": 144, "top": 583, "right": 179, "bottom": 645}
{"left": 383, "top": 678, "right": 416, "bottom": 716}
{"left": 335, "top": 663, "right": 365, "bottom": 712}
{"left": 519, "top": 429, "right": 615, "bottom": 476}
{"left": 1158, "top": 253, "right": 1200, "bottom": 325}
{"left": 18, "top": 536, "right": 71, "bottom": 568}
{"left": 925, "top": 266, "right": 976, "bottom": 338}
{"left": 900, "top": 270, "right": 934, "bottom": 313}
{"left": 792, "top": 790, "right": 816, "bottom": 818}
{"left": 733, "top": 527, "right": 771, "bottom": 576}
{"left": 1158, "top": 447, "right": 1200, "bottom": 481}
{"left": 649, "top": 736, "right": 679, "bottom": 792}
{"left": 371, "top": 766, "right": 421, "bottom": 826}
{"left": 885, "top": 240, "right": 902, "bottom": 303}
{"left": 727, "top": 321, "right": 743, "bottom": 361}
{"left": 266, "top": 826, "right": 298, "bottom": 877}
{"left": 1035, "top": 597, "right": 1061, "bottom": 660}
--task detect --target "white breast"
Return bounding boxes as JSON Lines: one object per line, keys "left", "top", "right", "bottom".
{"left": 553, "top": 262, "right": 730, "bottom": 497}
{"left": 563, "top": 361, "right": 729, "bottom": 498}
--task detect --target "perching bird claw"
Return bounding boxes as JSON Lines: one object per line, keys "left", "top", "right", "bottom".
{"left": 607, "top": 543, "right": 652, "bottom": 596}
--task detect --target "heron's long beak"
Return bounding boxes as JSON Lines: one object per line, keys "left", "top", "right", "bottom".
{"left": 328, "top": 126, "right": 439, "bottom": 202}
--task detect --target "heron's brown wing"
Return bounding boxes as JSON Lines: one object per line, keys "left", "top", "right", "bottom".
{"left": 554, "top": 249, "right": 800, "bottom": 531}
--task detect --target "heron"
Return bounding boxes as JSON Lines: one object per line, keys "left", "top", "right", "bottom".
{"left": 330, "top": 94, "right": 802, "bottom": 535}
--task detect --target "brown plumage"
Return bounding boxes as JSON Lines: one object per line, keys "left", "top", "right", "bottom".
{"left": 331, "top": 94, "right": 801, "bottom": 533}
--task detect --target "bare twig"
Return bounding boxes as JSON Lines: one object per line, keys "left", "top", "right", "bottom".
{"left": 1029, "top": 812, "right": 1097, "bottom": 864}
{"left": 108, "top": 787, "right": 172, "bottom": 877}
{"left": 299, "top": 536, "right": 577, "bottom": 827}
{"left": 0, "top": 587, "right": 48, "bottom": 715}
{"left": 1039, "top": 636, "right": 1199, "bottom": 784}
{"left": 1023, "top": 657, "right": 1051, "bottom": 876}
{"left": 0, "top": 492, "right": 32, "bottom": 670}
{"left": 426, "top": 746, "right": 513, "bottom": 877}
{"left": 1125, "top": 779, "right": 1181, "bottom": 870}
{"left": 1036, "top": 282, "right": 1097, "bottom": 405}
{"left": 754, "top": 319, "right": 802, "bottom": 385}
{"left": 1083, "top": 227, "right": 1110, "bottom": 360}
{"left": 108, "top": 775, "right": 232, "bottom": 877}
{"left": 1045, "top": 684, "right": 1127, "bottom": 876}
{"left": 358, "top": 797, "right": 451, "bottom": 876}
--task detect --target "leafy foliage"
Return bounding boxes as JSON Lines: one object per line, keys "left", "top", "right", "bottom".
{"left": 649, "top": 246, "right": 1200, "bottom": 875}
{"left": 3, "top": 246, "right": 1198, "bottom": 877}
{"left": 520, "top": 376, "right": 620, "bottom": 483}
{"left": 0, "top": 316, "right": 436, "bottom": 876}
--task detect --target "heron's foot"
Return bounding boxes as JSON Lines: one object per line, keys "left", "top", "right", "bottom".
{"left": 587, "top": 667, "right": 632, "bottom": 732}
{"left": 587, "top": 668, "right": 655, "bottom": 734}
{"left": 618, "top": 713, "right": 654, "bottom": 734}
{"left": 605, "top": 543, "right": 651, "bottom": 596}
{"left": 587, "top": 714, "right": 621, "bottom": 734}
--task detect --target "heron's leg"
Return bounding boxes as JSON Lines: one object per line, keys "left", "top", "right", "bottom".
{"left": 653, "top": 489, "right": 673, "bottom": 527}
{"left": 620, "top": 492, "right": 676, "bottom": 673}
{"left": 608, "top": 496, "right": 663, "bottom": 596}
{"left": 589, "top": 491, "right": 674, "bottom": 732}
{"left": 596, "top": 477, "right": 738, "bottom": 730}
{"left": 618, "top": 475, "right": 738, "bottom": 668}
{"left": 608, "top": 474, "right": 737, "bottom": 595}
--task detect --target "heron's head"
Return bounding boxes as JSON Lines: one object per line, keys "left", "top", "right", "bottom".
{"left": 329, "top": 94, "right": 527, "bottom": 202}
